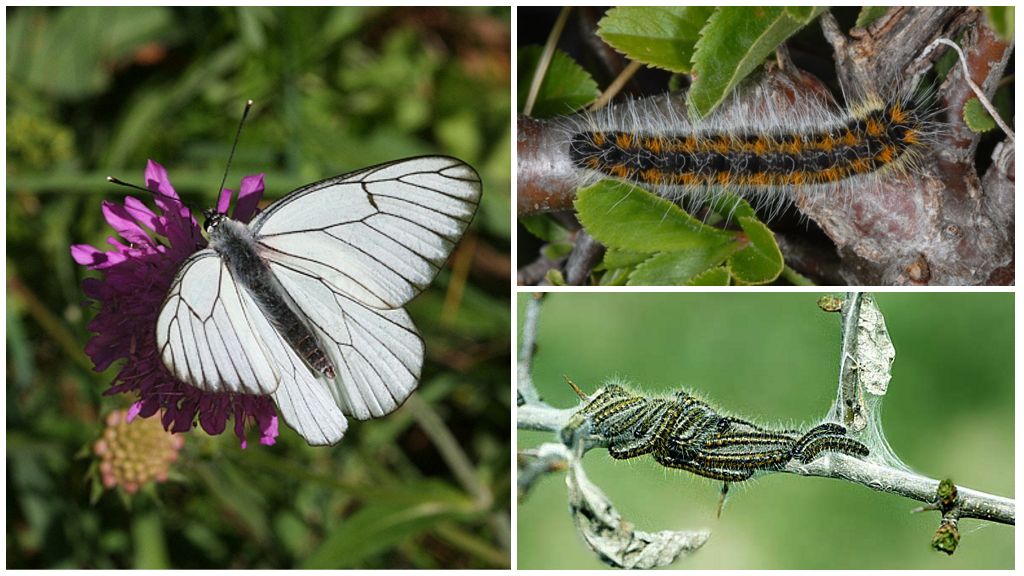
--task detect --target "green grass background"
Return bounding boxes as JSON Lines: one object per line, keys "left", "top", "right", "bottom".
{"left": 517, "top": 293, "right": 1013, "bottom": 569}
{"left": 8, "top": 7, "right": 510, "bottom": 568}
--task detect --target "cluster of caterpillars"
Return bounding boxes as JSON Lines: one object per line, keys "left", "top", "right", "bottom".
{"left": 575, "top": 384, "right": 869, "bottom": 482}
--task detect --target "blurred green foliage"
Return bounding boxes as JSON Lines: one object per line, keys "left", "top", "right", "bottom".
{"left": 7, "top": 6, "right": 510, "bottom": 568}
{"left": 517, "top": 293, "right": 1013, "bottom": 569}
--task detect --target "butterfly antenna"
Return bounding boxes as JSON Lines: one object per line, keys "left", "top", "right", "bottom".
{"left": 217, "top": 99, "right": 254, "bottom": 203}
{"left": 106, "top": 175, "right": 193, "bottom": 209}
{"left": 106, "top": 176, "right": 151, "bottom": 195}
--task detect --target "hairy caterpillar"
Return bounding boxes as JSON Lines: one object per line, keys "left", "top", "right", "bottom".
{"left": 571, "top": 384, "right": 869, "bottom": 482}
{"left": 558, "top": 74, "right": 942, "bottom": 217}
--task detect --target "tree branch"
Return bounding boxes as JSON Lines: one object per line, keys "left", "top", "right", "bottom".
{"left": 516, "top": 293, "right": 546, "bottom": 407}
{"left": 518, "top": 401, "right": 1013, "bottom": 526}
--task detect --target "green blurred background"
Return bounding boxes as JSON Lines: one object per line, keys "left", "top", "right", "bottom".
{"left": 8, "top": 7, "right": 510, "bottom": 568}
{"left": 517, "top": 293, "right": 1013, "bottom": 569}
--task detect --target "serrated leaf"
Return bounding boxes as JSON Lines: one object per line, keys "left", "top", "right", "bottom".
{"left": 963, "top": 98, "right": 996, "bottom": 133}
{"left": 687, "top": 266, "right": 731, "bottom": 285}
{"left": 728, "top": 215, "right": 783, "bottom": 284}
{"left": 575, "top": 180, "right": 737, "bottom": 253}
{"left": 628, "top": 243, "right": 736, "bottom": 285}
{"left": 855, "top": 7, "right": 889, "bottom": 28}
{"left": 983, "top": 6, "right": 1014, "bottom": 40}
{"left": 518, "top": 46, "right": 599, "bottom": 117}
{"left": 689, "top": 7, "right": 824, "bottom": 118}
{"left": 596, "top": 7, "right": 714, "bottom": 73}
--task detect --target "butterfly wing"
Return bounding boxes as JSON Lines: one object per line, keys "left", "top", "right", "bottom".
{"left": 249, "top": 156, "right": 481, "bottom": 310}
{"left": 271, "top": 263, "right": 424, "bottom": 419}
{"left": 155, "top": 250, "right": 347, "bottom": 445}
{"left": 156, "top": 250, "right": 280, "bottom": 395}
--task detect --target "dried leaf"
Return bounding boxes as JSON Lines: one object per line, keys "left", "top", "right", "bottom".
{"left": 566, "top": 459, "right": 709, "bottom": 569}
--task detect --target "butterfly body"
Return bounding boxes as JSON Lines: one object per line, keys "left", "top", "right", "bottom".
{"left": 205, "top": 212, "right": 336, "bottom": 380}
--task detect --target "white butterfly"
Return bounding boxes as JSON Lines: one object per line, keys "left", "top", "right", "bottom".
{"left": 154, "top": 156, "right": 481, "bottom": 445}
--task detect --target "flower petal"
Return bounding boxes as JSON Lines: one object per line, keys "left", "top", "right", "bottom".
{"left": 233, "top": 174, "right": 265, "bottom": 223}
{"left": 216, "top": 187, "right": 233, "bottom": 215}
{"left": 101, "top": 201, "right": 152, "bottom": 247}
{"left": 145, "top": 160, "right": 180, "bottom": 206}
{"left": 122, "top": 196, "right": 162, "bottom": 235}
{"left": 71, "top": 244, "right": 121, "bottom": 268}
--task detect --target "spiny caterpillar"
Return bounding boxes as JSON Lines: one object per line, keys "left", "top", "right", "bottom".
{"left": 572, "top": 384, "right": 869, "bottom": 482}
{"left": 562, "top": 77, "right": 940, "bottom": 213}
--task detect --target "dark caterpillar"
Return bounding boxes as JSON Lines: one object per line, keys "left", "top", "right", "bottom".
{"left": 575, "top": 384, "right": 869, "bottom": 482}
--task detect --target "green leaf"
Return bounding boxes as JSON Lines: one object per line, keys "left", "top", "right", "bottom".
{"left": 983, "top": 6, "right": 1014, "bottom": 40}
{"left": 131, "top": 511, "right": 169, "bottom": 569}
{"left": 781, "top": 265, "right": 815, "bottom": 286}
{"left": 963, "top": 98, "right": 996, "bottom": 133}
{"left": 274, "top": 511, "right": 314, "bottom": 558}
{"left": 541, "top": 241, "right": 573, "bottom": 261}
{"left": 689, "top": 7, "right": 824, "bottom": 118}
{"left": 519, "top": 214, "right": 567, "bottom": 243}
{"left": 855, "top": 7, "right": 890, "bottom": 28}
{"left": 544, "top": 268, "right": 567, "bottom": 285}
{"left": 196, "top": 461, "right": 272, "bottom": 543}
{"left": 728, "top": 216, "right": 784, "bottom": 284}
{"left": 517, "top": 46, "right": 599, "bottom": 117}
{"left": 707, "top": 191, "right": 756, "bottom": 221}
{"left": 784, "top": 6, "right": 820, "bottom": 23}
{"left": 575, "top": 180, "right": 737, "bottom": 253}
{"left": 628, "top": 243, "right": 736, "bottom": 285}
{"left": 15, "top": 7, "right": 174, "bottom": 100}
{"left": 303, "top": 480, "right": 478, "bottom": 568}
{"left": 596, "top": 7, "right": 714, "bottom": 73}
{"left": 602, "top": 248, "right": 652, "bottom": 270}
{"left": 687, "top": 266, "right": 731, "bottom": 285}
{"left": 598, "top": 266, "right": 632, "bottom": 286}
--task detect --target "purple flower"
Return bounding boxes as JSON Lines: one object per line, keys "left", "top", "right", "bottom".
{"left": 72, "top": 160, "right": 278, "bottom": 448}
